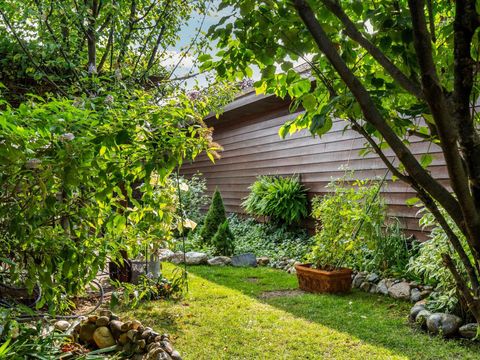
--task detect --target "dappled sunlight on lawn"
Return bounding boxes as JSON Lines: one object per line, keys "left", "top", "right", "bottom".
{"left": 121, "top": 265, "right": 480, "bottom": 360}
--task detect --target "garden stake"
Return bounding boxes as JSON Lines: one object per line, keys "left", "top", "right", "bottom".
{"left": 176, "top": 167, "right": 189, "bottom": 292}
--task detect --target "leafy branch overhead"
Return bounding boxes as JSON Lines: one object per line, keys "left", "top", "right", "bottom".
{"left": 205, "top": 0, "right": 480, "bottom": 323}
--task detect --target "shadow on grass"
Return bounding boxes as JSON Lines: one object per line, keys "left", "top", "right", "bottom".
{"left": 186, "top": 265, "right": 480, "bottom": 359}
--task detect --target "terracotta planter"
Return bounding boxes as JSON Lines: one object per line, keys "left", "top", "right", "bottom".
{"left": 295, "top": 264, "right": 353, "bottom": 294}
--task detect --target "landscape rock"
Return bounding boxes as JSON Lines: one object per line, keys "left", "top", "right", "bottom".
{"left": 54, "top": 320, "right": 70, "bottom": 332}
{"left": 208, "top": 256, "right": 231, "bottom": 266}
{"left": 459, "top": 323, "right": 479, "bottom": 339}
{"left": 369, "top": 284, "right": 378, "bottom": 293}
{"left": 184, "top": 252, "right": 208, "bottom": 265}
{"left": 388, "top": 281, "right": 411, "bottom": 300}
{"left": 415, "top": 309, "right": 432, "bottom": 327}
{"left": 158, "top": 249, "right": 175, "bottom": 262}
{"left": 366, "top": 273, "right": 380, "bottom": 283}
{"left": 93, "top": 326, "right": 116, "bottom": 348}
{"left": 410, "top": 288, "right": 422, "bottom": 303}
{"left": 170, "top": 252, "right": 185, "bottom": 264}
{"left": 287, "top": 266, "right": 297, "bottom": 274}
{"left": 256, "top": 257, "right": 270, "bottom": 266}
{"left": 409, "top": 304, "right": 426, "bottom": 322}
{"left": 96, "top": 316, "right": 110, "bottom": 327}
{"left": 359, "top": 282, "right": 371, "bottom": 292}
{"left": 79, "top": 322, "right": 97, "bottom": 344}
{"left": 231, "top": 253, "right": 257, "bottom": 267}
{"left": 352, "top": 272, "right": 366, "bottom": 288}
{"left": 376, "top": 279, "right": 389, "bottom": 295}
{"left": 171, "top": 252, "right": 208, "bottom": 265}
{"left": 426, "top": 313, "right": 462, "bottom": 337}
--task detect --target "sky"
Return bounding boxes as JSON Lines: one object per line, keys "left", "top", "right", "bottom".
{"left": 163, "top": 2, "right": 233, "bottom": 88}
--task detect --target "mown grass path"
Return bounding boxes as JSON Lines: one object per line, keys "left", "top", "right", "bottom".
{"left": 121, "top": 264, "right": 480, "bottom": 359}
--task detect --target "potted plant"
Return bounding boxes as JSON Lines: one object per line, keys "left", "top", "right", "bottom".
{"left": 296, "top": 176, "right": 385, "bottom": 293}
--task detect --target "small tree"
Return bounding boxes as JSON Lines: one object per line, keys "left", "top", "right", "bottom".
{"left": 200, "top": 189, "right": 227, "bottom": 244}
{"left": 212, "top": 220, "right": 235, "bottom": 256}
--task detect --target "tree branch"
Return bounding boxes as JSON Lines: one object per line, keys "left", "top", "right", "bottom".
{"left": 321, "top": 0, "right": 424, "bottom": 100}
{"left": 409, "top": 0, "right": 480, "bottom": 256}
{"left": 452, "top": 0, "right": 480, "bottom": 211}
{"left": 292, "top": 0, "right": 463, "bottom": 229}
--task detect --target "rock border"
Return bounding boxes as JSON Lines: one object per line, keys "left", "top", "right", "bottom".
{"left": 54, "top": 310, "right": 182, "bottom": 359}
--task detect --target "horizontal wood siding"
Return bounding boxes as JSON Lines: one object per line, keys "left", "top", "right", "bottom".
{"left": 182, "top": 103, "right": 448, "bottom": 240}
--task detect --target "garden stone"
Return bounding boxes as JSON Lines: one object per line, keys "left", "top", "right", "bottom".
{"left": 388, "top": 281, "right": 411, "bottom": 300}
{"left": 93, "top": 326, "right": 116, "bottom": 348}
{"left": 376, "top": 279, "right": 389, "bottom": 295}
{"left": 459, "top": 323, "right": 478, "bottom": 339}
{"left": 287, "top": 266, "right": 297, "bottom": 274}
{"left": 231, "top": 253, "right": 257, "bottom": 267}
{"left": 161, "top": 340, "right": 174, "bottom": 354}
{"left": 96, "top": 315, "right": 110, "bottom": 327}
{"left": 352, "top": 273, "right": 366, "bottom": 288}
{"left": 366, "top": 273, "right": 380, "bottom": 283}
{"left": 54, "top": 320, "right": 70, "bottom": 332}
{"left": 171, "top": 350, "right": 182, "bottom": 360}
{"left": 256, "top": 257, "right": 270, "bottom": 266}
{"left": 99, "top": 309, "right": 112, "bottom": 318}
{"left": 208, "top": 256, "right": 231, "bottom": 266}
{"left": 170, "top": 252, "right": 185, "bottom": 264}
{"left": 79, "top": 322, "right": 97, "bottom": 344}
{"left": 415, "top": 310, "right": 432, "bottom": 327}
{"left": 185, "top": 252, "right": 208, "bottom": 265}
{"left": 426, "top": 313, "right": 462, "bottom": 337}
{"left": 158, "top": 249, "right": 175, "bottom": 262}
{"left": 359, "top": 282, "right": 371, "bottom": 292}
{"left": 409, "top": 304, "right": 426, "bottom": 322}
{"left": 410, "top": 288, "right": 422, "bottom": 303}
{"left": 277, "top": 260, "right": 288, "bottom": 269}
{"left": 369, "top": 284, "right": 378, "bottom": 293}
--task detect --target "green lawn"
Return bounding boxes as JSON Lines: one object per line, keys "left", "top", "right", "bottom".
{"left": 120, "top": 264, "right": 480, "bottom": 359}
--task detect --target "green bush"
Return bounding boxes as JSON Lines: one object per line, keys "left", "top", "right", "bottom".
{"left": 199, "top": 189, "right": 227, "bottom": 245}
{"left": 242, "top": 175, "right": 308, "bottom": 225}
{"left": 307, "top": 177, "right": 385, "bottom": 270}
{"left": 407, "top": 207, "right": 472, "bottom": 313}
{"left": 212, "top": 220, "right": 235, "bottom": 256}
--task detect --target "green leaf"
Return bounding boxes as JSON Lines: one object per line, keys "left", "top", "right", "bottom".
{"left": 405, "top": 197, "right": 420, "bottom": 206}
{"left": 302, "top": 94, "right": 317, "bottom": 112}
{"left": 420, "top": 154, "right": 433, "bottom": 168}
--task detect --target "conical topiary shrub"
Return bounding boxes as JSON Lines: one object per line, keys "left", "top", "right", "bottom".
{"left": 200, "top": 188, "right": 227, "bottom": 245}
{"left": 212, "top": 220, "right": 235, "bottom": 256}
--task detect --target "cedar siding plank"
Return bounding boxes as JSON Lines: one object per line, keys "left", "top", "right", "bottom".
{"left": 183, "top": 97, "right": 448, "bottom": 239}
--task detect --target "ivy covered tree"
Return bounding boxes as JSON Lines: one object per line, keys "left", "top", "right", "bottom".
{"left": 204, "top": 0, "right": 480, "bottom": 322}
{"left": 200, "top": 189, "right": 228, "bottom": 245}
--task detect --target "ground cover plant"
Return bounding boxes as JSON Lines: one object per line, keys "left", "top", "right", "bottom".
{"left": 205, "top": 0, "right": 480, "bottom": 323}
{"left": 228, "top": 214, "right": 314, "bottom": 263}
{"left": 121, "top": 264, "right": 480, "bottom": 360}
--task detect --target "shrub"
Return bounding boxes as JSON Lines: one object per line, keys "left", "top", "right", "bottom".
{"left": 307, "top": 177, "right": 385, "bottom": 270}
{"left": 408, "top": 207, "right": 472, "bottom": 313}
{"left": 242, "top": 175, "right": 308, "bottom": 225}
{"left": 199, "top": 189, "right": 227, "bottom": 245}
{"left": 212, "top": 220, "right": 235, "bottom": 256}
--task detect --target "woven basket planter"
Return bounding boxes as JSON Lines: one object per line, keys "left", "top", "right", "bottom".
{"left": 295, "top": 264, "right": 353, "bottom": 294}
